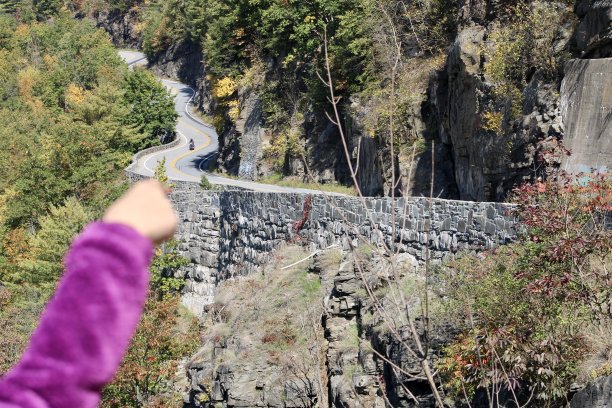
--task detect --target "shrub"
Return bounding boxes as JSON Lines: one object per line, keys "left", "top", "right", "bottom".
{"left": 100, "top": 294, "right": 200, "bottom": 406}
{"left": 264, "top": 128, "right": 302, "bottom": 171}
{"left": 481, "top": 111, "right": 504, "bottom": 133}
{"left": 200, "top": 175, "right": 213, "bottom": 190}
{"left": 483, "top": 1, "right": 575, "bottom": 121}
{"left": 438, "top": 173, "right": 611, "bottom": 405}
{"left": 212, "top": 76, "right": 237, "bottom": 99}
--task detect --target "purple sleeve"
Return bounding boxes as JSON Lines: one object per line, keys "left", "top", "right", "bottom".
{"left": 0, "top": 222, "right": 154, "bottom": 408}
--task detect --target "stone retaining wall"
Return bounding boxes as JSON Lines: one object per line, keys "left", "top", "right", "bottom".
{"left": 167, "top": 183, "right": 518, "bottom": 315}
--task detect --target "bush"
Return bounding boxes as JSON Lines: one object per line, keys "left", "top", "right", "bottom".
{"left": 438, "top": 173, "right": 611, "bottom": 405}
{"left": 483, "top": 1, "right": 575, "bottom": 120}
{"left": 481, "top": 111, "right": 504, "bottom": 133}
{"left": 200, "top": 175, "right": 213, "bottom": 190}
{"left": 100, "top": 294, "right": 200, "bottom": 406}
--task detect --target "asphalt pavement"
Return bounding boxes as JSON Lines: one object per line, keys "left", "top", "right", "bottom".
{"left": 118, "top": 50, "right": 338, "bottom": 194}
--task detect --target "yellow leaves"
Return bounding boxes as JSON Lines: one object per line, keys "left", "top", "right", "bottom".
{"left": 134, "top": 21, "right": 146, "bottom": 36}
{"left": 212, "top": 77, "right": 240, "bottom": 124}
{"left": 282, "top": 53, "right": 296, "bottom": 68}
{"left": 42, "top": 55, "right": 57, "bottom": 69}
{"left": 234, "top": 27, "right": 246, "bottom": 39}
{"left": 212, "top": 76, "right": 237, "bottom": 99}
{"left": 17, "top": 66, "right": 44, "bottom": 112}
{"left": 227, "top": 100, "right": 240, "bottom": 122}
{"left": 65, "top": 83, "right": 88, "bottom": 106}
{"left": 239, "top": 60, "right": 265, "bottom": 89}
{"left": 304, "top": 15, "right": 315, "bottom": 24}
{"left": 3, "top": 227, "right": 29, "bottom": 265}
{"left": 14, "top": 24, "right": 30, "bottom": 37}
{"left": 17, "top": 66, "right": 40, "bottom": 100}
{"left": 481, "top": 111, "right": 504, "bottom": 133}
{"left": 264, "top": 127, "right": 302, "bottom": 169}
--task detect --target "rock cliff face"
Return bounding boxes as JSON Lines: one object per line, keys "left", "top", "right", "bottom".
{"left": 420, "top": 0, "right": 612, "bottom": 201}
{"left": 90, "top": 8, "right": 142, "bottom": 48}
{"left": 573, "top": 0, "right": 612, "bottom": 58}
{"left": 149, "top": 41, "right": 204, "bottom": 86}
{"left": 560, "top": 58, "right": 612, "bottom": 174}
{"left": 561, "top": 0, "right": 612, "bottom": 174}
{"left": 570, "top": 376, "right": 612, "bottom": 408}
{"left": 213, "top": 90, "right": 266, "bottom": 180}
{"left": 182, "top": 248, "right": 456, "bottom": 407}
{"left": 117, "top": 0, "right": 610, "bottom": 201}
{"left": 421, "top": 2, "right": 574, "bottom": 202}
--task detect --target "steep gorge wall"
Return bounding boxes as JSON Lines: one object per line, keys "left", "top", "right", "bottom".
{"left": 103, "top": 0, "right": 611, "bottom": 202}
{"left": 166, "top": 182, "right": 517, "bottom": 315}
{"left": 560, "top": 58, "right": 612, "bottom": 174}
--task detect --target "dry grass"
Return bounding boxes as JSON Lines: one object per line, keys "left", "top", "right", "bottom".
{"left": 579, "top": 323, "right": 612, "bottom": 381}
{"left": 260, "top": 173, "right": 357, "bottom": 196}
{"left": 189, "top": 245, "right": 330, "bottom": 403}
{"left": 317, "top": 248, "right": 344, "bottom": 272}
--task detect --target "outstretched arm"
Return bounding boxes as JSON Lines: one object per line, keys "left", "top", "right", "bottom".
{"left": 0, "top": 180, "right": 177, "bottom": 408}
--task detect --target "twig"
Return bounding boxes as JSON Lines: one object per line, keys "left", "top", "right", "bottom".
{"left": 281, "top": 245, "right": 340, "bottom": 271}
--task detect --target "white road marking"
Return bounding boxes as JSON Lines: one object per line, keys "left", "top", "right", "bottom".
{"left": 143, "top": 130, "right": 189, "bottom": 174}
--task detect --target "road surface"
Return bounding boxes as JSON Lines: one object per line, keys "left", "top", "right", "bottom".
{"left": 119, "top": 50, "right": 330, "bottom": 194}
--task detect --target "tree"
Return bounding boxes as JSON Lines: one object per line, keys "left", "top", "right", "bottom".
{"left": 0, "top": 284, "right": 50, "bottom": 373}
{"left": 154, "top": 156, "right": 169, "bottom": 184}
{"left": 150, "top": 239, "right": 189, "bottom": 299}
{"left": 18, "top": 197, "right": 93, "bottom": 285}
{"left": 0, "top": 0, "right": 21, "bottom": 13}
{"left": 33, "top": 0, "right": 61, "bottom": 20}
{"left": 101, "top": 294, "right": 200, "bottom": 406}
{"left": 101, "top": 241, "right": 195, "bottom": 406}
{"left": 123, "top": 70, "right": 178, "bottom": 148}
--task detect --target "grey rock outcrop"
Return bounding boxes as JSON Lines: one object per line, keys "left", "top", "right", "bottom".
{"left": 428, "top": 22, "right": 568, "bottom": 202}
{"left": 573, "top": 0, "right": 612, "bottom": 58}
{"left": 91, "top": 9, "right": 141, "bottom": 48}
{"left": 560, "top": 58, "right": 612, "bottom": 174}
{"left": 214, "top": 89, "right": 265, "bottom": 180}
{"left": 183, "top": 246, "right": 451, "bottom": 407}
{"left": 149, "top": 41, "right": 204, "bottom": 86}
{"left": 145, "top": 40, "right": 215, "bottom": 118}
{"left": 570, "top": 376, "right": 612, "bottom": 408}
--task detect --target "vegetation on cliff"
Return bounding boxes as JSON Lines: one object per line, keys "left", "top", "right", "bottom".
{"left": 71, "top": 0, "right": 459, "bottom": 184}
{"left": 438, "top": 173, "right": 611, "bottom": 405}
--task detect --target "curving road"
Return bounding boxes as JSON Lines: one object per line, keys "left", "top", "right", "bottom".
{"left": 119, "top": 50, "right": 328, "bottom": 194}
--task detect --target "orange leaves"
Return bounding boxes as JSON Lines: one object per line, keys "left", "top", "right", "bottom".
{"left": 102, "top": 294, "right": 200, "bottom": 405}
{"left": 17, "top": 67, "right": 42, "bottom": 111}
{"left": 3, "top": 227, "right": 30, "bottom": 266}
{"left": 14, "top": 23, "right": 29, "bottom": 37}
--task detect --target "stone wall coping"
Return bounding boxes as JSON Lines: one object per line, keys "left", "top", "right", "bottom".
{"left": 126, "top": 133, "right": 182, "bottom": 171}
{"left": 126, "top": 173, "right": 518, "bottom": 208}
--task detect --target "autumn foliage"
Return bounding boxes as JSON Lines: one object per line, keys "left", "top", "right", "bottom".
{"left": 438, "top": 173, "right": 611, "bottom": 405}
